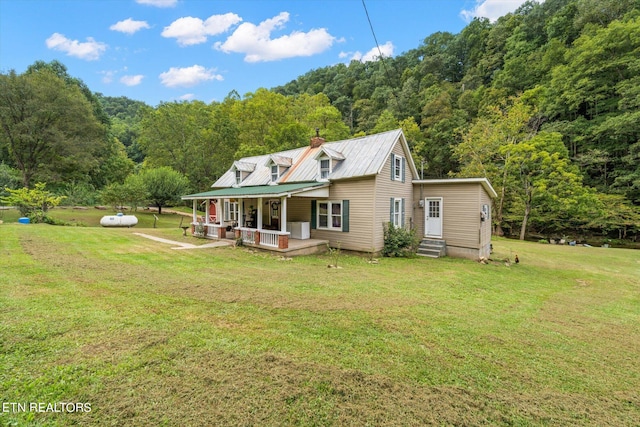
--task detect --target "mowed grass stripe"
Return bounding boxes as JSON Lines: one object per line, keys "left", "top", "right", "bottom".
{"left": 1, "top": 224, "right": 639, "bottom": 426}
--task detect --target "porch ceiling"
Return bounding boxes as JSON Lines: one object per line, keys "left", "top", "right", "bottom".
{"left": 182, "top": 181, "right": 329, "bottom": 200}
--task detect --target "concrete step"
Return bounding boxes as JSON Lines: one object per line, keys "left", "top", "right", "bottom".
{"left": 417, "top": 239, "right": 446, "bottom": 258}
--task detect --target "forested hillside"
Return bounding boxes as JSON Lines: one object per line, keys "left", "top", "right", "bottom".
{"left": 1, "top": 0, "right": 638, "bottom": 240}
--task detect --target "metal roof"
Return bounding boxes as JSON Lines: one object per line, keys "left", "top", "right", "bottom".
{"left": 211, "top": 129, "right": 417, "bottom": 188}
{"left": 413, "top": 178, "right": 498, "bottom": 198}
{"left": 182, "top": 181, "right": 329, "bottom": 200}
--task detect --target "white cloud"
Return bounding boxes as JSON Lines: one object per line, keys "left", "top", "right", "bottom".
{"left": 159, "top": 65, "right": 223, "bottom": 88}
{"left": 120, "top": 75, "right": 144, "bottom": 86}
{"left": 110, "top": 18, "right": 151, "bottom": 35}
{"left": 45, "top": 33, "right": 107, "bottom": 61}
{"left": 460, "top": 0, "right": 543, "bottom": 22}
{"left": 215, "top": 12, "right": 336, "bottom": 62}
{"left": 344, "top": 41, "right": 394, "bottom": 63}
{"left": 178, "top": 93, "right": 195, "bottom": 100}
{"left": 162, "top": 13, "right": 242, "bottom": 46}
{"left": 136, "top": 0, "right": 176, "bottom": 7}
{"left": 100, "top": 70, "right": 116, "bottom": 84}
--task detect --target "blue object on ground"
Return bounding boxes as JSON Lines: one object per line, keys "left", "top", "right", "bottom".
{"left": 18, "top": 217, "right": 30, "bottom": 224}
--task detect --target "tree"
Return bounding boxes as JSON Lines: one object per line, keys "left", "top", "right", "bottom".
{"left": 1, "top": 182, "right": 64, "bottom": 221}
{"left": 505, "top": 131, "right": 591, "bottom": 239}
{"left": 138, "top": 101, "right": 238, "bottom": 190}
{"left": 138, "top": 167, "right": 189, "bottom": 214}
{"left": 0, "top": 69, "right": 105, "bottom": 187}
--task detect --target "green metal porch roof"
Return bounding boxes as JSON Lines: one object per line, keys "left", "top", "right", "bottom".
{"left": 182, "top": 181, "right": 328, "bottom": 200}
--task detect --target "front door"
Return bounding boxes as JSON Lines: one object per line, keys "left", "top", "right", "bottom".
{"left": 425, "top": 197, "right": 443, "bottom": 238}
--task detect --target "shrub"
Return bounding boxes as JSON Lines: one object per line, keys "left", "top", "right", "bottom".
{"left": 1, "top": 183, "right": 65, "bottom": 218}
{"left": 383, "top": 223, "right": 419, "bottom": 257}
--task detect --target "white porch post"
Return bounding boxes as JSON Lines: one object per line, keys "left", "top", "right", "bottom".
{"left": 239, "top": 198, "right": 244, "bottom": 227}
{"left": 192, "top": 199, "right": 197, "bottom": 223}
{"left": 257, "top": 197, "right": 263, "bottom": 230}
{"left": 280, "top": 196, "right": 287, "bottom": 233}
{"left": 219, "top": 198, "right": 225, "bottom": 225}
{"left": 205, "top": 199, "right": 210, "bottom": 224}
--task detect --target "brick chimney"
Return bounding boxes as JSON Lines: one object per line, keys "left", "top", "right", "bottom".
{"left": 310, "top": 128, "right": 325, "bottom": 148}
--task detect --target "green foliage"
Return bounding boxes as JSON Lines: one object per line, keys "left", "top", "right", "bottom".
{"left": 138, "top": 167, "right": 189, "bottom": 214}
{"left": 138, "top": 100, "right": 238, "bottom": 190}
{"left": 60, "top": 181, "right": 98, "bottom": 206}
{"left": 1, "top": 182, "right": 65, "bottom": 220}
{"left": 0, "top": 67, "right": 106, "bottom": 187}
{"left": 382, "top": 223, "right": 419, "bottom": 257}
{"left": 0, "top": 163, "right": 21, "bottom": 198}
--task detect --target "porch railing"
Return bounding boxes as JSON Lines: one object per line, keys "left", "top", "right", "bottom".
{"left": 259, "top": 229, "right": 279, "bottom": 248}
{"left": 240, "top": 228, "right": 256, "bottom": 245}
{"left": 206, "top": 225, "right": 218, "bottom": 238}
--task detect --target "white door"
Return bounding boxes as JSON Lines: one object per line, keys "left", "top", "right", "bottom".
{"left": 425, "top": 197, "right": 443, "bottom": 238}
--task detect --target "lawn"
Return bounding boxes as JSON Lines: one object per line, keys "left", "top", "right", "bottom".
{"left": 0, "top": 222, "right": 639, "bottom": 426}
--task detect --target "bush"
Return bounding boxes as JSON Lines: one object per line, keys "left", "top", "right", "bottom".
{"left": 382, "top": 223, "right": 419, "bottom": 257}
{"left": 1, "top": 183, "right": 65, "bottom": 217}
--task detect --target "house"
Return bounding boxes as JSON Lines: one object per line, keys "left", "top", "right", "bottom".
{"left": 182, "top": 129, "right": 497, "bottom": 259}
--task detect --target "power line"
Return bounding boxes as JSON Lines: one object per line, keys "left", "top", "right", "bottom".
{"left": 361, "top": 0, "right": 404, "bottom": 116}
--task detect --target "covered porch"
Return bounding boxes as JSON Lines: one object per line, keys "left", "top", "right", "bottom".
{"left": 182, "top": 182, "right": 330, "bottom": 252}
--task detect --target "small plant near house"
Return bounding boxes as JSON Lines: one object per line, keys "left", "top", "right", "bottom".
{"left": 382, "top": 223, "right": 420, "bottom": 257}
{"left": 327, "top": 242, "right": 342, "bottom": 268}
{"left": 194, "top": 221, "right": 205, "bottom": 237}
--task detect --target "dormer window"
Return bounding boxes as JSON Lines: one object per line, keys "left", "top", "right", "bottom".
{"left": 319, "top": 158, "right": 331, "bottom": 180}
{"left": 232, "top": 161, "right": 256, "bottom": 186}
{"left": 271, "top": 165, "right": 279, "bottom": 182}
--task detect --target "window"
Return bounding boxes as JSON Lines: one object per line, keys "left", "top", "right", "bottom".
{"left": 318, "top": 201, "right": 342, "bottom": 230}
{"left": 224, "top": 200, "right": 239, "bottom": 222}
{"left": 235, "top": 169, "right": 242, "bottom": 185}
{"left": 392, "top": 198, "right": 402, "bottom": 227}
{"left": 390, "top": 198, "right": 405, "bottom": 228}
{"left": 271, "top": 165, "right": 279, "bottom": 182}
{"left": 394, "top": 155, "right": 403, "bottom": 181}
{"left": 319, "top": 158, "right": 331, "bottom": 180}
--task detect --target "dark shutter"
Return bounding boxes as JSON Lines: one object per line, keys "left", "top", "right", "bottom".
{"left": 401, "top": 157, "right": 406, "bottom": 183}
{"left": 391, "top": 153, "right": 396, "bottom": 181}
{"left": 342, "top": 200, "right": 349, "bottom": 232}
{"left": 401, "top": 198, "right": 405, "bottom": 228}
{"left": 311, "top": 200, "right": 317, "bottom": 229}
{"left": 390, "top": 197, "right": 394, "bottom": 224}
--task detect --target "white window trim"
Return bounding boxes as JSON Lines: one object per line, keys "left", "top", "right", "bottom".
{"left": 270, "top": 165, "right": 279, "bottom": 182}
{"left": 392, "top": 197, "right": 402, "bottom": 227}
{"left": 235, "top": 169, "right": 242, "bottom": 185}
{"left": 319, "top": 157, "right": 331, "bottom": 180}
{"left": 394, "top": 155, "right": 404, "bottom": 181}
{"left": 317, "top": 200, "right": 342, "bottom": 231}
{"left": 224, "top": 201, "right": 239, "bottom": 222}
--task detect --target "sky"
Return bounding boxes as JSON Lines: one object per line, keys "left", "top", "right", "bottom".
{"left": 0, "top": 0, "right": 535, "bottom": 106}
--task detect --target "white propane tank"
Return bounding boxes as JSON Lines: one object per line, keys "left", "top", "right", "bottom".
{"left": 100, "top": 213, "right": 138, "bottom": 227}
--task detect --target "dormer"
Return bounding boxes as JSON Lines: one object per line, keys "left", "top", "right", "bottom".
{"left": 313, "top": 146, "right": 345, "bottom": 181}
{"left": 231, "top": 161, "right": 255, "bottom": 186}
{"left": 265, "top": 155, "right": 292, "bottom": 184}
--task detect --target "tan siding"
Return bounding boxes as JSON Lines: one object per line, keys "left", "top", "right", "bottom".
{"left": 310, "top": 178, "right": 377, "bottom": 252}
{"left": 415, "top": 183, "right": 483, "bottom": 249}
{"left": 373, "top": 141, "right": 416, "bottom": 251}
{"left": 287, "top": 198, "right": 311, "bottom": 222}
{"left": 479, "top": 188, "right": 493, "bottom": 257}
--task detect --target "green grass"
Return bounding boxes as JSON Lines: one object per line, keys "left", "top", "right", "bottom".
{"left": 0, "top": 206, "right": 191, "bottom": 229}
{"left": 1, "top": 223, "right": 639, "bottom": 426}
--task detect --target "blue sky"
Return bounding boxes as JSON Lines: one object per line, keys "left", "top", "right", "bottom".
{"left": 0, "top": 0, "right": 533, "bottom": 106}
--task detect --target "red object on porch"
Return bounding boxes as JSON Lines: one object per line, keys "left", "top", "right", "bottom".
{"left": 209, "top": 201, "right": 217, "bottom": 222}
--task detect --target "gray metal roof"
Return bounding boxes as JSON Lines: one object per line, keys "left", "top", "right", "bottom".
{"left": 182, "top": 181, "right": 329, "bottom": 200}
{"left": 212, "top": 129, "right": 417, "bottom": 188}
